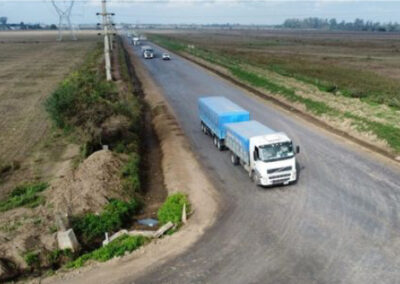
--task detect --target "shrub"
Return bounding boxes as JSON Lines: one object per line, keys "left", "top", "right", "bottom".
{"left": 47, "top": 249, "right": 74, "bottom": 268}
{"left": 121, "top": 154, "right": 141, "bottom": 193}
{"left": 157, "top": 193, "right": 190, "bottom": 225}
{"left": 24, "top": 251, "right": 40, "bottom": 268}
{"left": 66, "top": 234, "right": 148, "bottom": 269}
{"left": 0, "top": 182, "right": 48, "bottom": 212}
{"left": 44, "top": 45, "right": 117, "bottom": 130}
{"left": 72, "top": 199, "right": 140, "bottom": 245}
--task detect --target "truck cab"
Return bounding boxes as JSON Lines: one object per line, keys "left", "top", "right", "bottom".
{"left": 248, "top": 133, "right": 299, "bottom": 186}
{"left": 143, "top": 49, "right": 154, "bottom": 59}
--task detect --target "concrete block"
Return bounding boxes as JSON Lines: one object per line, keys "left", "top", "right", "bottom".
{"left": 128, "top": 230, "right": 155, "bottom": 238}
{"left": 57, "top": 229, "right": 80, "bottom": 252}
{"left": 109, "top": 229, "right": 128, "bottom": 242}
{"left": 154, "top": 222, "right": 174, "bottom": 238}
{"left": 182, "top": 203, "right": 187, "bottom": 224}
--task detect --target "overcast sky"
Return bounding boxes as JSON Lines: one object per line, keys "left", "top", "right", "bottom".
{"left": 1, "top": 0, "right": 400, "bottom": 25}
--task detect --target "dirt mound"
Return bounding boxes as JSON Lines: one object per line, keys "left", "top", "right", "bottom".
{"left": 47, "top": 150, "right": 127, "bottom": 216}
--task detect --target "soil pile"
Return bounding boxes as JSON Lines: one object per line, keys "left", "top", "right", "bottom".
{"left": 47, "top": 150, "right": 127, "bottom": 216}
{"left": 0, "top": 149, "right": 127, "bottom": 280}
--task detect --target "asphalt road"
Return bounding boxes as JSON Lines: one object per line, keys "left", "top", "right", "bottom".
{"left": 128, "top": 42, "right": 400, "bottom": 284}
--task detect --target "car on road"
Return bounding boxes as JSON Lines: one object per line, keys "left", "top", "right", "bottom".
{"left": 162, "top": 53, "right": 171, "bottom": 60}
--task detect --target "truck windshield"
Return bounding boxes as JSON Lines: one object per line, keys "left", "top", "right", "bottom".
{"left": 259, "top": 142, "right": 294, "bottom": 162}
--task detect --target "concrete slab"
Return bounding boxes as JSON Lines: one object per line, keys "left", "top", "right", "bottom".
{"left": 57, "top": 229, "right": 80, "bottom": 252}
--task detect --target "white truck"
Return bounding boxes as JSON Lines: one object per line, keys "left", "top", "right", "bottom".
{"left": 141, "top": 45, "right": 154, "bottom": 59}
{"left": 225, "top": 120, "right": 299, "bottom": 186}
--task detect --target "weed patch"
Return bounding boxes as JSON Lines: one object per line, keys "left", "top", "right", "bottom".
{"left": 71, "top": 199, "right": 140, "bottom": 246}
{"left": 24, "top": 251, "right": 40, "bottom": 269}
{"left": 344, "top": 113, "right": 400, "bottom": 152}
{"left": 66, "top": 234, "right": 148, "bottom": 269}
{"left": 157, "top": 193, "right": 190, "bottom": 225}
{"left": 0, "top": 182, "right": 48, "bottom": 212}
{"left": 121, "top": 153, "right": 141, "bottom": 194}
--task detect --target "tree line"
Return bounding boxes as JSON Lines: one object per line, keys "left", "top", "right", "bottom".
{"left": 282, "top": 18, "right": 400, "bottom": 32}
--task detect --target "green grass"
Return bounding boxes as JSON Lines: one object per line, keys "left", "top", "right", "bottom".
{"left": 229, "top": 66, "right": 338, "bottom": 116}
{"left": 44, "top": 44, "right": 117, "bottom": 130}
{"left": 66, "top": 234, "right": 148, "bottom": 269}
{"left": 121, "top": 153, "right": 141, "bottom": 194}
{"left": 71, "top": 199, "right": 140, "bottom": 246}
{"left": 157, "top": 193, "right": 190, "bottom": 225}
{"left": 0, "top": 182, "right": 49, "bottom": 212}
{"left": 344, "top": 112, "right": 400, "bottom": 153}
{"left": 24, "top": 251, "right": 40, "bottom": 268}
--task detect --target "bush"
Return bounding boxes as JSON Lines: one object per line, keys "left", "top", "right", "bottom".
{"left": 157, "top": 193, "right": 190, "bottom": 225}
{"left": 44, "top": 45, "right": 117, "bottom": 130}
{"left": 121, "top": 153, "right": 141, "bottom": 193}
{"left": 72, "top": 199, "right": 140, "bottom": 245}
{"left": 66, "top": 234, "right": 148, "bottom": 269}
{"left": 0, "top": 182, "right": 48, "bottom": 212}
{"left": 47, "top": 249, "right": 74, "bottom": 269}
{"left": 24, "top": 251, "right": 40, "bottom": 268}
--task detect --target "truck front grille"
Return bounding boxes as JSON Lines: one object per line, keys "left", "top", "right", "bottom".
{"left": 270, "top": 173, "right": 291, "bottom": 180}
{"left": 267, "top": 166, "right": 292, "bottom": 174}
{"left": 272, "top": 178, "right": 291, "bottom": 185}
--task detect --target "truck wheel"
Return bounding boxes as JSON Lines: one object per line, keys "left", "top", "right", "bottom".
{"left": 201, "top": 123, "right": 206, "bottom": 134}
{"left": 216, "top": 140, "right": 223, "bottom": 151}
{"left": 213, "top": 136, "right": 218, "bottom": 147}
{"left": 231, "top": 153, "right": 239, "bottom": 165}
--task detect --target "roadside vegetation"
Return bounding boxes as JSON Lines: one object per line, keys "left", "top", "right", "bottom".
{"left": 66, "top": 234, "right": 148, "bottom": 269}
{"left": 158, "top": 193, "right": 190, "bottom": 225}
{"left": 71, "top": 199, "right": 140, "bottom": 247}
{"left": 149, "top": 33, "right": 400, "bottom": 154}
{"left": 0, "top": 182, "right": 48, "bottom": 212}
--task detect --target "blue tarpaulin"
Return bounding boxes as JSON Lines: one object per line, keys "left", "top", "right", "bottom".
{"left": 198, "top": 96, "right": 250, "bottom": 139}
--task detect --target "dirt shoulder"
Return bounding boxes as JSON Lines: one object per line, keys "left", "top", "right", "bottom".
{"left": 42, "top": 39, "right": 220, "bottom": 284}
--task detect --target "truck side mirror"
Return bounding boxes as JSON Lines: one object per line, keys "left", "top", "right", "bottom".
{"left": 296, "top": 146, "right": 300, "bottom": 154}
{"left": 253, "top": 150, "right": 258, "bottom": 161}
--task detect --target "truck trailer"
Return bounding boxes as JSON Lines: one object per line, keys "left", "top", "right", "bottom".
{"left": 198, "top": 96, "right": 250, "bottom": 150}
{"left": 225, "top": 120, "right": 299, "bottom": 186}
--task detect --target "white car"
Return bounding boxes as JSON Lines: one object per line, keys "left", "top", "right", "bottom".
{"left": 162, "top": 53, "right": 171, "bottom": 60}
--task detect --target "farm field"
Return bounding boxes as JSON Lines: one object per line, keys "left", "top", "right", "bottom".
{"left": 0, "top": 31, "right": 99, "bottom": 192}
{"left": 0, "top": 31, "right": 98, "bottom": 163}
{"left": 149, "top": 30, "right": 400, "bottom": 155}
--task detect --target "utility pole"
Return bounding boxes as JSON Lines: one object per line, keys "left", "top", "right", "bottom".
{"left": 97, "top": 0, "right": 114, "bottom": 81}
{"left": 52, "top": 0, "right": 77, "bottom": 41}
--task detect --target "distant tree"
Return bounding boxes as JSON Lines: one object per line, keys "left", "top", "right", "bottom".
{"left": 281, "top": 17, "right": 400, "bottom": 32}
{"left": 20, "top": 21, "right": 27, "bottom": 30}
{"left": 50, "top": 24, "right": 57, "bottom": 30}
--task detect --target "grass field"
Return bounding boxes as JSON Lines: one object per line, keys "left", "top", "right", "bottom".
{"left": 149, "top": 30, "right": 400, "bottom": 154}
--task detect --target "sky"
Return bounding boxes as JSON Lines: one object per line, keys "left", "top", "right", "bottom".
{"left": 1, "top": 0, "right": 400, "bottom": 25}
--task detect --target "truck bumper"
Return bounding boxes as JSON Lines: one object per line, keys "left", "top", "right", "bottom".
{"left": 260, "top": 171, "right": 297, "bottom": 186}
